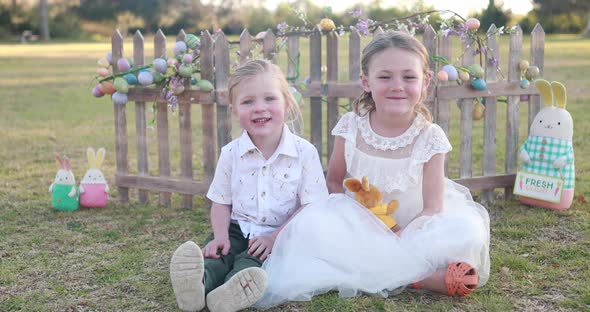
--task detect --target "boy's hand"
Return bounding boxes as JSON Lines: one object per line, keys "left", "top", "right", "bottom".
{"left": 248, "top": 235, "right": 275, "bottom": 261}
{"left": 202, "top": 237, "right": 230, "bottom": 259}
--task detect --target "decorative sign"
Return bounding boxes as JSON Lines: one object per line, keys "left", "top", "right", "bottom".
{"left": 514, "top": 171, "right": 564, "bottom": 203}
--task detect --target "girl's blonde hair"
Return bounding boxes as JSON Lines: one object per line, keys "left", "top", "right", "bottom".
{"left": 228, "top": 59, "right": 303, "bottom": 133}
{"left": 352, "top": 30, "right": 433, "bottom": 122}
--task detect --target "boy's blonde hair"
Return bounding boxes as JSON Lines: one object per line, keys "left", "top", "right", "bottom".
{"left": 353, "top": 30, "right": 433, "bottom": 122}
{"left": 228, "top": 59, "right": 303, "bottom": 133}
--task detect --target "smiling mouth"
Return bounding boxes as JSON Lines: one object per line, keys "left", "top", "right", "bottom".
{"left": 253, "top": 117, "right": 271, "bottom": 124}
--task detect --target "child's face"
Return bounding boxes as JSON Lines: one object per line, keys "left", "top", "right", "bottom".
{"left": 233, "top": 71, "right": 287, "bottom": 144}
{"left": 361, "top": 47, "right": 429, "bottom": 117}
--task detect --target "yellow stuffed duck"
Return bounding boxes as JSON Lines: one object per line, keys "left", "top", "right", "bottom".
{"left": 344, "top": 176, "right": 399, "bottom": 229}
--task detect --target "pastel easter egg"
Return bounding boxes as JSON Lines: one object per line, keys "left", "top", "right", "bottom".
{"left": 184, "top": 34, "right": 200, "bottom": 50}
{"left": 99, "top": 81, "right": 116, "bottom": 95}
{"left": 525, "top": 66, "right": 540, "bottom": 80}
{"left": 466, "top": 18, "right": 480, "bottom": 30}
{"left": 254, "top": 31, "right": 267, "bottom": 42}
{"left": 459, "top": 71, "right": 470, "bottom": 81}
{"left": 191, "top": 77, "right": 198, "bottom": 85}
{"left": 320, "top": 18, "right": 336, "bottom": 31}
{"left": 183, "top": 53, "right": 193, "bottom": 64}
{"left": 197, "top": 79, "right": 214, "bottom": 92}
{"left": 167, "top": 58, "right": 178, "bottom": 67}
{"left": 520, "top": 95, "right": 529, "bottom": 102}
{"left": 138, "top": 71, "right": 154, "bottom": 85}
{"left": 172, "top": 85, "right": 185, "bottom": 95}
{"left": 179, "top": 64, "right": 193, "bottom": 78}
{"left": 97, "top": 67, "right": 110, "bottom": 77}
{"left": 92, "top": 84, "right": 105, "bottom": 97}
{"left": 468, "top": 64, "right": 484, "bottom": 79}
{"left": 97, "top": 58, "right": 110, "bottom": 68}
{"left": 436, "top": 70, "right": 449, "bottom": 82}
{"left": 519, "top": 60, "right": 529, "bottom": 71}
{"left": 117, "top": 58, "right": 131, "bottom": 72}
{"left": 442, "top": 64, "right": 459, "bottom": 81}
{"left": 153, "top": 58, "right": 168, "bottom": 74}
{"left": 519, "top": 79, "right": 530, "bottom": 89}
{"left": 173, "top": 41, "right": 188, "bottom": 56}
{"left": 126, "top": 57, "right": 134, "bottom": 68}
{"left": 151, "top": 71, "right": 165, "bottom": 83}
{"left": 123, "top": 73, "right": 138, "bottom": 85}
{"left": 106, "top": 52, "right": 112, "bottom": 64}
{"left": 471, "top": 78, "right": 487, "bottom": 91}
{"left": 112, "top": 91, "right": 128, "bottom": 105}
{"left": 472, "top": 102, "right": 485, "bottom": 120}
{"left": 113, "top": 77, "right": 129, "bottom": 93}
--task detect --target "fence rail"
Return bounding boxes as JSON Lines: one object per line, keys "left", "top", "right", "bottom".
{"left": 110, "top": 24, "right": 545, "bottom": 208}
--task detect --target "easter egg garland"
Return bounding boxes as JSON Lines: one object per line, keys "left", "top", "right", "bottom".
{"left": 91, "top": 33, "right": 213, "bottom": 113}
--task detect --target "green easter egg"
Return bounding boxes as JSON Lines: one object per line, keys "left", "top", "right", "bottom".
{"left": 113, "top": 77, "right": 129, "bottom": 93}
{"left": 468, "top": 64, "right": 484, "bottom": 79}
{"left": 525, "top": 66, "right": 540, "bottom": 80}
{"left": 184, "top": 34, "right": 200, "bottom": 50}
{"left": 179, "top": 64, "right": 193, "bottom": 78}
{"left": 197, "top": 79, "right": 214, "bottom": 92}
{"left": 152, "top": 71, "right": 165, "bottom": 83}
{"left": 191, "top": 77, "right": 198, "bottom": 85}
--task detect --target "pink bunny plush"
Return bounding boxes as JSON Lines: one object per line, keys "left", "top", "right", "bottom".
{"left": 79, "top": 147, "right": 109, "bottom": 208}
{"left": 50, "top": 153, "right": 79, "bottom": 211}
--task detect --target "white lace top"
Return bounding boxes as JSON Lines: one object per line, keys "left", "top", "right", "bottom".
{"left": 332, "top": 112, "right": 452, "bottom": 227}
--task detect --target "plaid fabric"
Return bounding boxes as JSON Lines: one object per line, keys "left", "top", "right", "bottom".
{"left": 520, "top": 135, "right": 575, "bottom": 188}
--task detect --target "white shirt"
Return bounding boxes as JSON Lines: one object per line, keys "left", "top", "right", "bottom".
{"left": 207, "top": 125, "right": 329, "bottom": 238}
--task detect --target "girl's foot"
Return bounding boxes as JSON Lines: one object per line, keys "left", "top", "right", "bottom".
{"left": 170, "top": 241, "right": 205, "bottom": 311}
{"left": 411, "top": 262, "right": 479, "bottom": 296}
{"left": 206, "top": 267, "right": 267, "bottom": 312}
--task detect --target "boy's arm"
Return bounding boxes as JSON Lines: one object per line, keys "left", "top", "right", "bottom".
{"left": 327, "top": 136, "right": 346, "bottom": 193}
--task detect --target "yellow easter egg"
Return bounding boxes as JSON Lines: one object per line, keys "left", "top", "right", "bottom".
{"left": 472, "top": 102, "right": 485, "bottom": 120}
{"left": 320, "top": 18, "right": 336, "bottom": 32}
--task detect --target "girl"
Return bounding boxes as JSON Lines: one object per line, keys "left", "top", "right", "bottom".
{"left": 170, "top": 59, "right": 328, "bottom": 312}
{"left": 256, "top": 31, "right": 490, "bottom": 307}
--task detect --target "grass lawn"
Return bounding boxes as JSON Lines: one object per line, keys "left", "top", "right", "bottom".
{"left": 1, "top": 33, "right": 589, "bottom": 311}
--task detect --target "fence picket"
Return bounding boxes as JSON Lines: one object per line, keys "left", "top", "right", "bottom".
{"left": 505, "top": 25, "right": 523, "bottom": 199}
{"left": 201, "top": 30, "right": 216, "bottom": 184}
{"left": 309, "top": 28, "right": 323, "bottom": 164}
{"left": 326, "top": 32, "right": 339, "bottom": 158}
{"left": 348, "top": 28, "right": 361, "bottom": 112}
{"left": 459, "top": 38, "right": 475, "bottom": 179}
{"left": 154, "top": 29, "right": 171, "bottom": 207}
{"left": 133, "top": 30, "right": 149, "bottom": 204}
{"left": 112, "top": 29, "right": 129, "bottom": 203}
{"left": 239, "top": 29, "right": 252, "bottom": 65}
{"left": 529, "top": 24, "right": 545, "bottom": 130}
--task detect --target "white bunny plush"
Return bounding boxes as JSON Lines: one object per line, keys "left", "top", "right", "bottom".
{"left": 79, "top": 147, "right": 109, "bottom": 208}
{"left": 517, "top": 79, "right": 575, "bottom": 210}
{"left": 50, "top": 153, "right": 79, "bottom": 211}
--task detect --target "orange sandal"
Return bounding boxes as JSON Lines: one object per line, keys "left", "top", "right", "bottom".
{"left": 445, "top": 262, "right": 479, "bottom": 296}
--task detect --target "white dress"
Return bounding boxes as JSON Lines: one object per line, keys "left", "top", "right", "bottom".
{"left": 255, "top": 112, "right": 490, "bottom": 308}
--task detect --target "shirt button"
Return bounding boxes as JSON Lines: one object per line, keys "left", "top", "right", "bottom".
{"left": 261, "top": 191, "right": 266, "bottom": 197}
{"left": 261, "top": 217, "right": 267, "bottom": 222}
{"left": 262, "top": 166, "right": 267, "bottom": 175}
{"left": 539, "top": 154, "right": 544, "bottom": 159}
{"left": 542, "top": 139, "right": 547, "bottom": 144}
{"left": 540, "top": 146, "right": 545, "bottom": 152}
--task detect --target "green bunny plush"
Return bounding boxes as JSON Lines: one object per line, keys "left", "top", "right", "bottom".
{"left": 49, "top": 153, "right": 79, "bottom": 211}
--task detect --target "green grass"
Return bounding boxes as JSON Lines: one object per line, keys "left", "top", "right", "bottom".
{"left": 1, "top": 34, "right": 589, "bottom": 311}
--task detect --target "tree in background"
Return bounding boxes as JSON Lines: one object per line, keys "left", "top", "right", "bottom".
{"left": 39, "top": 0, "right": 48, "bottom": 40}
{"left": 476, "top": 0, "right": 510, "bottom": 31}
{"left": 532, "top": 0, "right": 590, "bottom": 36}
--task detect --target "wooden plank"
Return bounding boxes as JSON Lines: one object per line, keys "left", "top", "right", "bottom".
{"left": 348, "top": 28, "right": 361, "bottom": 111}
{"left": 438, "top": 34, "right": 452, "bottom": 175}
{"left": 126, "top": 88, "right": 214, "bottom": 104}
{"left": 116, "top": 174, "right": 209, "bottom": 195}
{"left": 111, "top": 29, "right": 129, "bottom": 203}
{"left": 529, "top": 23, "right": 545, "bottom": 130}
{"left": 505, "top": 25, "right": 523, "bottom": 199}
{"left": 201, "top": 30, "right": 216, "bottom": 184}
{"left": 215, "top": 31, "right": 232, "bottom": 148}
{"left": 326, "top": 32, "right": 339, "bottom": 159}
{"left": 239, "top": 29, "right": 252, "bottom": 65}
{"left": 177, "top": 29, "right": 193, "bottom": 208}
{"left": 154, "top": 29, "right": 171, "bottom": 207}
{"left": 262, "top": 29, "right": 277, "bottom": 63}
{"left": 422, "top": 25, "right": 437, "bottom": 120}
{"left": 133, "top": 30, "right": 149, "bottom": 204}
{"left": 287, "top": 35, "right": 302, "bottom": 134}
{"left": 459, "top": 37, "right": 474, "bottom": 179}
{"left": 436, "top": 81, "right": 539, "bottom": 99}
{"left": 454, "top": 174, "right": 515, "bottom": 191}
{"left": 481, "top": 24, "right": 499, "bottom": 204}
{"left": 309, "top": 28, "right": 323, "bottom": 165}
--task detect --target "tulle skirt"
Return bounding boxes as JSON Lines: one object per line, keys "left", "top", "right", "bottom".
{"left": 256, "top": 184, "right": 490, "bottom": 308}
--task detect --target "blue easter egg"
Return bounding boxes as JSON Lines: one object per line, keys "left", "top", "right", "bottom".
{"left": 442, "top": 64, "right": 459, "bottom": 81}
{"left": 173, "top": 41, "right": 188, "bottom": 56}
{"left": 123, "top": 73, "right": 138, "bottom": 85}
{"left": 519, "top": 79, "right": 530, "bottom": 89}
{"left": 471, "top": 78, "right": 487, "bottom": 91}
{"left": 153, "top": 58, "right": 168, "bottom": 74}
{"left": 112, "top": 92, "right": 128, "bottom": 105}
{"left": 138, "top": 71, "right": 154, "bottom": 85}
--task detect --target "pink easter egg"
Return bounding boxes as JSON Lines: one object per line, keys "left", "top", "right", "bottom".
{"left": 97, "top": 67, "right": 110, "bottom": 77}
{"left": 117, "top": 58, "right": 131, "bottom": 72}
{"left": 183, "top": 53, "right": 193, "bottom": 64}
{"left": 466, "top": 18, "right": 480, "bottom": 30}
{"left": 92, "top": 84, "right": 105, "bottom": 97}
{"left": 436, "top": 70, "right": 449, "bottom": 82}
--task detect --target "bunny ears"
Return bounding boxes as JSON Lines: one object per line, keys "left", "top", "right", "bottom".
{"left": 344, "top": 176, "right": 371, "bottom": 192}
{"left": 535, "top": 79, "right": 567, "bottom": 109}
{"left": 87, "top": 147, "right": 105, "bottom": 169}
{"left": 55, "top": 152, "right": 72, "bottom": 170}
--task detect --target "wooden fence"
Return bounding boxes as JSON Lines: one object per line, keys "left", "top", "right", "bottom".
{"left": 110, "top": 23, "right": 545, "bottom": 208}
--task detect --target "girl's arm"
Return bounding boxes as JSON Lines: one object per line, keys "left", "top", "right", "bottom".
{"left": 327, "top": 136, "right": 346, "bottom": 193}
{"left": 202, "top": 202, "right": 232, "bottom": 258}
{"left": 421, "top": 153, "right": 446, "bottom": 215}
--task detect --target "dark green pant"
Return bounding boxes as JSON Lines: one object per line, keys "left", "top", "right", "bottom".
{"left": 203, "top": 223, "right": 263, "bottom": 294}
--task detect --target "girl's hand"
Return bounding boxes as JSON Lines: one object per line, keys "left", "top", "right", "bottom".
{"left": 248, "top": 235, "right": 276, "bottom": 261}
{"left": 202, "top": 237, "right": 231, "bottom": 259}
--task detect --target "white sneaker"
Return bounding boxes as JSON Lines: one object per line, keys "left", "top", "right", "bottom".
{"left": 206, "top": 267, "right": 267, "bottom": 312}
{"left": 170, "top": 241, "right": 205, "bottom": 311}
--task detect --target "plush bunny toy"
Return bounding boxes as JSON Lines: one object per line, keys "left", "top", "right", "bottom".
{"left": 518, "top": 79, "right": 575, "bottom": 210}
{"left": 49, "top": 153, "right": 79, "bottom": 211}
{"left": 79, "top": 147, "right": 109, "bottom": 208}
